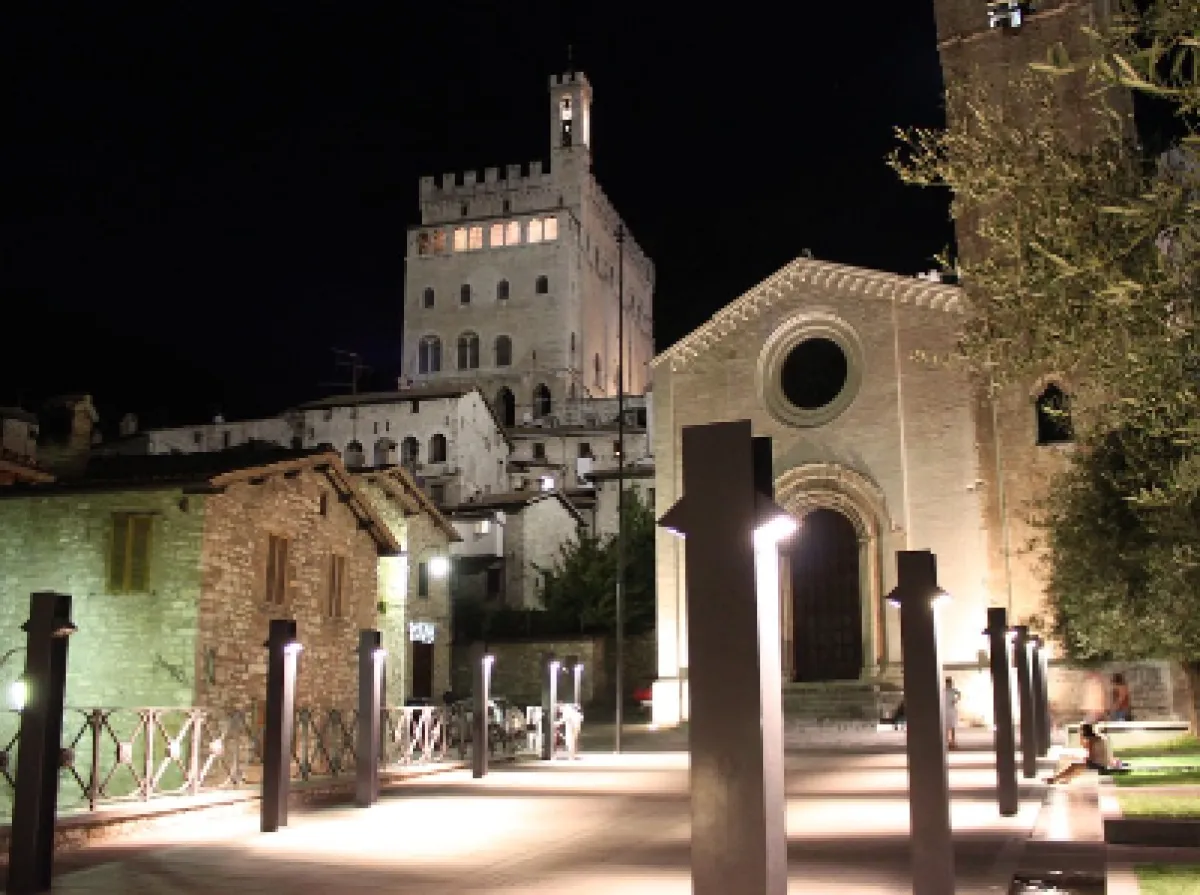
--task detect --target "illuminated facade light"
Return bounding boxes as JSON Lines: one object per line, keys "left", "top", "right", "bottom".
{"left": 429, "top": 555, "right": 450, "bottom": 578}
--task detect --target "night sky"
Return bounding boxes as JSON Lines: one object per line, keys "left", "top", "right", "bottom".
{"left": 1, "top": 3, "right": 953, "bottom": 430}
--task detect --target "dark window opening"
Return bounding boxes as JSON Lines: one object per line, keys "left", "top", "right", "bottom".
{"left": 1035, "top": 384, "right": 1073, "bottom": 444}
{"left": 780, "top": 338, "right": 848, "bottom": 410}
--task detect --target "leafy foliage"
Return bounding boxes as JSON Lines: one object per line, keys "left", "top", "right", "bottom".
{"left": 537, "top": 490, "right": 657, "bottom": 636}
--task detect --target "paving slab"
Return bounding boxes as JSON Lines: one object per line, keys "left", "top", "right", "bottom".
{"left": 38, "top": 747, "right": 1043, "bottom": 894}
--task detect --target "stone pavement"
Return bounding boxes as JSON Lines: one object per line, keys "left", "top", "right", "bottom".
{"left": 35, "top": 738, "right": 1049, "bottom": 894}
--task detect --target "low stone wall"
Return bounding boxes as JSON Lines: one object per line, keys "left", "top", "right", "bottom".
{"left": 452, "top": 634, "right": 656, "bottom": 708}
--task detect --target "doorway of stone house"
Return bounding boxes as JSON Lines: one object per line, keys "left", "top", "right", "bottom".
{"left": 411, "top": 641, "right": 435, "bottom": 701}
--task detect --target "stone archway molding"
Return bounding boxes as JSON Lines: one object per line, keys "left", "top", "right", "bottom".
{"left": 774, "top": 463, "right": 894, "bottom": 676}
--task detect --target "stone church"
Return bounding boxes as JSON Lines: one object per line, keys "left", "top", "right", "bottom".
{"left": 650, "top": 0, "right": 1187, "bottom": 727}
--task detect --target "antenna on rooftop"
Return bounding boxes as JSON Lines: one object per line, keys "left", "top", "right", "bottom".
{"left": 319, "top": 348, "right": 371, "bottom": 396}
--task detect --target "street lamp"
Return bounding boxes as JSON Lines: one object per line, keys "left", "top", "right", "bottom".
{"left": 428, "top": 555, "right": 450, "bottom": 578}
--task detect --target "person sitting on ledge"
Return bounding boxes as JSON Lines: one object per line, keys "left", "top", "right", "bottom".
{"left": 1045, "top": 722, "right": 1127, "bottom": 784}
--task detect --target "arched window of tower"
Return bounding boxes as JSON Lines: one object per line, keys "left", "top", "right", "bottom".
{"left": 423, "top": 287, "right": 435, "bottom": 308}
{"left": 429, "top": 433, "right": 448, "bottom": 464}
{"left": 460, "top": 284, "right": 472, "bottom": 305}
{"left": 535, "top": 275, "right": 549, "bottom": 295}
{"left": 457, "top": 332, "right": 480, "bottom": 370}
{"left": 401, "top": 437, "right": 419, "bottom": 466}
{"left": 533, "top": 384, "right": 552, "bottom": 419}
{"left": 570, "top": 332, "right": 576, "bottom": 353}
{"left": 344, "top": 440, "right": 365, "bottom": 469}
{"left": 494, "top": 336, "right": 512, "bottom": 367}
{"left": 494, "top": 388, "right": 516, "bottom": 428}
{"left": 1035, "top": 384, "right": 1074, "bottom": 445}
{"left": 496, "top": 280, "right": 509, "bottom": 301}
{"left": 593, "top": 353, "right": 602, "bottom": 387}
{"left": 418, "top": 336, "right": 442, "bottom": 374}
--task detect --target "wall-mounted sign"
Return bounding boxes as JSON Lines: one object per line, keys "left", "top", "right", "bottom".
{"left": 408, "top": 621, "right": 436, "bottom": 644}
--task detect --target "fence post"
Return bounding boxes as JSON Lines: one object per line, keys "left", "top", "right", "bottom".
{"left": 189, "top": 710, "right": 203, "bottom": 797}
{"left": 88, "top": 710, "right": 102, "bottom": 812}
{"left": 8, "top": 592, "right": 76, "bottom": 895}
{"left": 142, "top": 710, "right": 154, "bottom": 801}
{"left": 540, "top": 653, "right": 558, "bottom": 761}
{"left": 261, "top": 619, "right": 300, "bottom": 834}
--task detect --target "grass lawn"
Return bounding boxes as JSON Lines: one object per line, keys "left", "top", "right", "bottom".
{"left": 1116, "top": 792, "right": 1200, "bottom": 818}
{"left": 1115, "top": 768, "right": 1200, "bottom": 787}
{"left": 1136, "top": 864, "right": 1200, "bottom": 895}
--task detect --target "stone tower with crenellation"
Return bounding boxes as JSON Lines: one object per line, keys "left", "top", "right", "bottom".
{"left": 401, "top": 71, "right": 655, "bottom": 429}
{"left": 931, "top": 1, "right": 1132, "bottom": 624}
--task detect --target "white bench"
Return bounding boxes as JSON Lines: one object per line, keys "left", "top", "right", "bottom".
{"left": 1065, "top": 719, "right": 1190, "bottom": 750}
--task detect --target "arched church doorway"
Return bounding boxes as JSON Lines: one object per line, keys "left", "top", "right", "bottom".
{"left": 790, "top": 508, "right": 863, "bottom": 682}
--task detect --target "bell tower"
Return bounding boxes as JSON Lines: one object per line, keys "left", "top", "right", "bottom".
{"left": 549, "top": 70, "right": 592, "bottom": 166}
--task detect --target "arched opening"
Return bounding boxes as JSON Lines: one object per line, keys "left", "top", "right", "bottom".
{"left": 789, "top": 508, "right": 862, "bottom": 682}
{"left": 532, "top": 384, "right": 552, "bottom": 418}
{"left": 428, "top": 433, "right": 448, "bottom": 463}
{"left": 374, "top": 438, "right": 396, "bottom": 467}
{"left": 1035, "top": 383, "right": 1073, "bottom": 444}
{"left": 401, "top": 436, "right": 419, "bottom": 467}
{"left": 418, "top": 336, "right": 441, "bottom": 374}
{"left": 422, "top": 287, "right": 435, "bottom": 308}
{"left": 496, "top": 280, "right": 509, "bottom": 301}
{"left": 344, "top": 440, "right": 366, "bottom": 469}
{"left": 495, "top": 388, "right": 516, "bottom": 428}
{"left": 457, "top": 332, "right": 480, "bottom": 370}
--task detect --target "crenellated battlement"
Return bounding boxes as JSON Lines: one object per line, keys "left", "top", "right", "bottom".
{"left": 419, "top": 160, "right": 557, "bottom": 199}
{"left": 549, "top": 71, "right": 590, "bottom": 90}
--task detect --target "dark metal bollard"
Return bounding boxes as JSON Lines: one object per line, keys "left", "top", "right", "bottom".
{"left": 892, "top": 551, "right": 955, "bottom": 895}
{"left": 472, "top": 645, "right": 493, "bottom": 779}
{"left": 262, "top": 619, "right": 301, "bottom": 833}
{"left": 1030, "top": 636, "right": 1050, "bottom": 758}
{"left": 540, "top": 653, "right": 558, "bottom": 761}
{"left": 1012, "top": 625, "right": 1038, "bottom": 779}
{"left": 356, "top": 629, "right": 384, "bottom": 807}
{"left": 985, "top": 607, "right": 1018, "bottom": 817}
{"left": 8, "top": 592, "right": 75, "bottom": 895}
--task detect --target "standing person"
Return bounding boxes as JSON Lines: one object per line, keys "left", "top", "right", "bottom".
{"left": 1082, "top": 671, "right": 1107, "bottom": 724}
{"left": 944, "top": 677, "right": 962, "bottom": 750}
{"left": 1110, "top": 673, "right": 1133, "bottom": 721}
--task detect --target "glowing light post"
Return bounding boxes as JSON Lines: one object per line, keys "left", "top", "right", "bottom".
{"left": 356, "top": 629, "right": 385, "bottom": 808}
{"left": 8, "top": 592, "right": 75, "bottom": 895}
{"left": 568, "top": 655, "right": 584, "bottom": 707}
{"left": 984, "top": 607, "right": 1018, "bottom": 817}
{"left": 888, "top": 551, "right": 954, "bottom": 895}
{"left": 1030, "top": 636, "right": 1050, "bottom": 758}
{"left": 541, "top": 653, "right": 559, "bottom": 761}
{"left": 658, "top": 420, "right": 794, "bottom": 895}
{"left": 262, "top": 619, "right": 302, "bottom": 833}
{"left": 563, "top": 655, "right": 584, "bottom": 760}
{"left": 472, "top": 646, "right": 494, "bottom": 779}
{"left": 1012, "top": 625, "right": 1037, "bottom": 779}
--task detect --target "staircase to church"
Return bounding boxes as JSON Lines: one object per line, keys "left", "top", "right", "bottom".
{"left": 782, "top": 679, "right": 903, "bottom": 725}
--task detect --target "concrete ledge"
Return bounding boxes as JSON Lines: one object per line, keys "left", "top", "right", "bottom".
{"left": 1066, "top": 720, "right": 1189, "bottom": 750}
{"left": 0, "top": 760, "right": 469, "bottom": 863}
{"left": 1102, "top": 790, "right": 1200, "bottom": 847}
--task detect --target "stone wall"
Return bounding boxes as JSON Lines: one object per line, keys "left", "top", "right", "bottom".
{"left": 0, "top": 488, "right": 204, "bottom": 707}
{"left": 451, "top": 633, "right": 656, "bottom": 708}
{"left": 195, "top": 469, "right": 381, "bottom": 711}
{"left": 506, "top": 496, "right": 580, "bottom": 609}
{"left": 397, "top": 511, "right": 453, "bottom": 701}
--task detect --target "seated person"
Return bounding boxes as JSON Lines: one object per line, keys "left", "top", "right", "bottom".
{"left": 1046, "top": 723, "right": 1126, "bottom": 784}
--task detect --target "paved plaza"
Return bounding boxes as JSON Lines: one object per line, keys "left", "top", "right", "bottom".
{"left": 37, "top": 734, "right": 1054, "bottom": 894}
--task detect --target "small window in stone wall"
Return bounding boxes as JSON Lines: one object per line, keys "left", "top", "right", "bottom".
{"left": 265, "top": 535, "right": 289, "bottom": 605}
{"left": 110, "top": 513, "right": 153, "bottom": 593}
{"left": 319, "top": 493, "right": 329, "bottom": 516}
{"left": 327, "top": 554, "right": 346, "bottom": 618}
{"left": 418, "top": 561, "right": 429, "bottom": 598}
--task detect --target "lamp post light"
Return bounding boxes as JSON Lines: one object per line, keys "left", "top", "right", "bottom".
{"left": 1030, "top": 636, "right": 1050, "bottom": 758}
{"left": 887, "top": 551, "right": 955, "bottom": 895}
{"left": 1011, "top": 625, "right": 1038, "bottom": 780}
{"left": 541, "top": 654, "right": 559, "bottom": 761}
{"left": 570, "top": 657, "right": 584, "bottom": 707}
{"left": 984, "top": 607, "right": 1018, "bottom": 817}
{"left": 8, "top": 592, "right": 76, "bottom": 895}
{"left": 356, "top": 630, "right": 385, "bottom": 808}
{"left": 473, "top": 647, "right": 494, "bottom": 779}
{"left": 262, "top": 619, "right": 302, "bottom": 833}
{"left": 657, "top": 420, "right": 793, "bottom": 895}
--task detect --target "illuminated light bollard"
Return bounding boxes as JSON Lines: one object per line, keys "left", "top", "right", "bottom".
{"left": 262, "top": 619, "right": 301, "bottom": 833}
{"left": 8, "top": 592, "right": 76, "bottom": 895}
{"left": 888, "top": 551, "right": 955, "bottom": 895}
{"left": 657, "top": 420, "right": 794, "bottom": 895}
{"left": 984, "top": 607, "right": 1018, "bottom": 817}
{"left": 472, "top": 646, "right": 494, "bottom": 779}
{"left": 563, "top": 656, "right": 583, "bottom": 760}
{"left": 1012, "top": 625, "right": 1038, "bottom": 779}
{"left": 356, "top": 629, "right": 384, "bottom": 807}
{"left": 540, "top": 653, "right": 559, "bottom": 761}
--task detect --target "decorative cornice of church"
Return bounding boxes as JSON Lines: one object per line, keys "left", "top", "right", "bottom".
{"left": 653, "top": 256, "right": 963, "bottom": 370}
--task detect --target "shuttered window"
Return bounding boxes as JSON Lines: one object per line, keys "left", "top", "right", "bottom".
{"left": 110, "top": 514, "right": 153, "bottom": 593}
{"left": 327, "top": 554, "right": 346, "bottom": 618}
{"left": 266, "top": 535, "right": 289, "bottom": 606}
